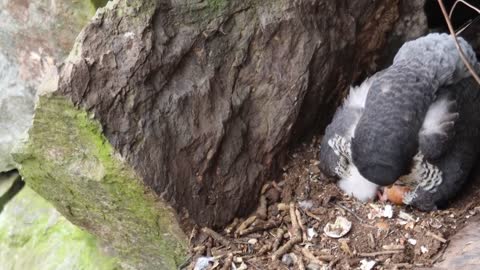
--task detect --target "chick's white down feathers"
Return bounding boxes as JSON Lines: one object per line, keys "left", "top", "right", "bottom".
{"left": 338, "top": 164, "right": 379, "bottom": 201}
{"left": 337, "top": 78, "right": 379, "bottom": 201}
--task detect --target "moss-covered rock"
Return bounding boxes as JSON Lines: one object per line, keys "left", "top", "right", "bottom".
{"left": 91, "top": 0, "right": 110, "bottom": 9}
{"left": 13, "top": 95, "right": 187, "bottom": 270}
{"left": 0, "top": 0, "right": 100, "bottom": 173}
{"left": 0, "top": 175, "right": 118, "bottom": 270}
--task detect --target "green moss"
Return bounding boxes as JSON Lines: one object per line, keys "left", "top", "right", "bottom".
{"left": 0, "top": 182, "right": 118, "bottom": 270}
{"left": 91, "top": 0, "right": 110, "bottom": 9}
{"left": 14, "top": 95, "right": 187, "bottom": 270}
{"left": 207, "top": 0, "right": 227, "bottom": 12}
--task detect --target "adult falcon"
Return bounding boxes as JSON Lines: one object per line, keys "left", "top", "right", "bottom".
{"left": 319, "top": 33, "right": 479, "bottom": 210}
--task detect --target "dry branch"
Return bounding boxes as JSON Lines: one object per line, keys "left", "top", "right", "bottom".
{"left": 358, "top": 250, "right": 403, "bottom": 257}
{"left": 202, "top": 227, "right": 232, "bottom": 247}
{"left": 271, "top": 203, "right": 302, "bottom": 260}
{"left": 299, "top": 247, "right": 333, "bottom": 263}
{"left": 235, "top": 216, "right": 257, "bottom": 236}
{"left": 221, "top": 253, "right": 234, "bottom": 270}
{"left": 238, "top": 220, "right": 281, "bottom": 236}
{"left": 426, "top": 231, "right": 448, "bottom": 243}
{"left": 437, "top": 0, "right": 480, "bottom": 86}
{"left": 272, "top": 228, "right": 285, "bottom": 251}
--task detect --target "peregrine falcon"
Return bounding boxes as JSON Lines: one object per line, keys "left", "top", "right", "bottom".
{"left": 319, "top": 33, "right": 479, "bottom": 207}
{"left": 352, "top": 33, "right": 477, "bottom": 187}
{"left": 400, "top": 77, "right": 480, "bottom": 211}
{"left": 318, "top": 75, "right": 380, "bottom": 201}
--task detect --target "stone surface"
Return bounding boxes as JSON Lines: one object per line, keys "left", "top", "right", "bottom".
{"left": 0, "top": 54, "right": 35, "bottom": 172}
{"left": 378, "top": 0, "right": 428, "bottom": 68}
{"left": 14, "top": 95, "right": 188, "bottom": 269}
{"left": 0, "top": 173, "right": 118, "bottom": 270}
{"left": 0, "top": 0, "right": 99, "bottom": 172}
{"left": 57, "top": 0, "right": 407, "bottom": 228}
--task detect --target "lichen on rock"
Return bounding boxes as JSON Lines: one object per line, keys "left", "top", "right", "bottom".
{"left": 0, "top": 0, "right": 104, "bottom": 173}
{"left": 13, "top": 95, "right": 187, "bottom": 270}
{"left": 0, "top": 174, "right": 118, "bottom": 270}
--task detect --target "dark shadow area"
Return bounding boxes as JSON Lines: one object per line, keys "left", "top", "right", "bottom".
{"left": 449, "top": 161, "right": 480, "bottom": 208}
{"left": 91, "top": 0, "right": 110, "bottom": 9}
{"left": 424, "top": 0, "right": 479, "bottom": 30}
{"left": 424, "top": 0, "right": 480, "bottom": 58}
{"left": 0, "top": 170, "right": 24, "bottom": 214}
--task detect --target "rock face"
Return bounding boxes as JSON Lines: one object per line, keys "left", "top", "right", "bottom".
{"left": 0, "top": 0, "right": 138, "bottom": 269}
{"left": 0, "top": 174, "right": 118, "bottom": 270}
{"left": 0, "top": 0, "right": 98, "bottom": 172}
{"left": 56, "top": 0, "right": 410, "bottom": 228}
{"left": 14, "top": 95, "right": 188, "bottom": 269}
{"left": 0, "top": 54, "right": 35, "bottom": 172}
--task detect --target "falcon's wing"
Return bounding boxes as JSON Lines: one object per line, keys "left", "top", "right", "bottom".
{"left": 418, "top": 90, "right": 459, "bottom": 161}
{"left": 318, "top": 78, "right": 372, "bottom": 177}
{"left": 404, "top": 78, "right": 480, "bottom": 211}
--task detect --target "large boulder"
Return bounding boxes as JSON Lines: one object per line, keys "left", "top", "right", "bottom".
{"left": 12, "top": 0, "right": 431, "bottom": 268}
{"left": 0, "top": 0, "right": 99, "bottom": 172}
{"left": 14, "top": 95, "right": 188, "bottom": 269}
{"left": 0, "top": 173, "right": 118, "bottom": 270}
{"left": 0, "top": 0, "right": 135, "bottom": 269}
{"left": 49, "top": 0, "right": 410, "bottom": 229}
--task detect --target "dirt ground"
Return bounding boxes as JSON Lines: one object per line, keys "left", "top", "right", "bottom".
{"left": 184, "top": 136, "right": 480, "bottom": 270}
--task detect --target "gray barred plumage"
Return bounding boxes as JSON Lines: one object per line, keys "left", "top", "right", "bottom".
{"left": 402, "top": 78, "right": 480, "bottom": 211}
{"left": 319, "top": 33, "right": 480, "bottom": 210}
{"left": 352, "top": 33, "right": 478, "bottom": 187}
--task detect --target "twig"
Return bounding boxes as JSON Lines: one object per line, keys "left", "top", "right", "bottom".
{"left": 295, "top": 209, "right": 307, "bottom": 241}
{"left": 202, "top": 227, "right": 232, "bottom": 247}
{"left": 221, "top": 253, "right": 234, "bottom": 270}
{"left": 390, "top": 263, "right": 414, "bottom": 269}
{"left": 271, "top": 235, "right": 302, "bottom": 261}
{"left": 438, "top": 0, "right": 480, "bottom": 86}
{"left": 368, "top": 233, "right": 376, "bottom": 249}
{"left": 449, "top": 0, "right": 480, "bottom": 19}
{"left": 257, "top": 243, "right": 272, "bottom": 256}
{"left": 431, "top": 243, "right": 448, "bottom": 264}
{"left": 304, "top": 210, "right": 323, "bottom": 222}
{"left": 192, "top": 245, "right": 206, "bottom": 254}
{"left": 289, "top": 203, "right": 301, "bottom": 236}
{"left": 358, "top": 250, "right": 403, "bottom": 257}
{"left": 272, "top": 228, "right": 285, "bottom": 251}
{"left": 271, "top": 203, "right": 302, "bottom": 260}
{"left": 328, "top": 257, "right": 341, "bottom": 269}
{"left": 426, "top": 231, "right": 448, "bottom": 243}
{"left": 299, "top": 247, "right": 333, "bottom": 263}
{"left": 189, "top": 226, "right": 199, "bottom": 247}
{"left": 255, "top": 195, "right": 268, "bottom": 220}
{"left": 238, "top": 220, "right": 281, "bottom": 236}
{"left": 450, "top": 0, "right": 480, "bottom": 35}
{"left": 277, "top": 203, "right": 290, "bottom": 211}
{"left": 235, "top": 216, "right": 257, "bottom": 235}
{"left": 454, "top": 14, "right": 480, "bottom": 35}
{"left": 224, "top": 218, "right": 240, "bottom": 234}
{"left": 261, "top": 183, "right": 271, "bottom": 194}
{"left": 297, "top": 254, "right": 306, "bottom": 270}
{"left": 331, "top": 202, "right": 364, "bottom": 223}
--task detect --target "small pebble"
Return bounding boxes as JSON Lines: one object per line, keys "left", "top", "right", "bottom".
{"left": 281, "top": 253, "right": 295, "bottom": 266}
